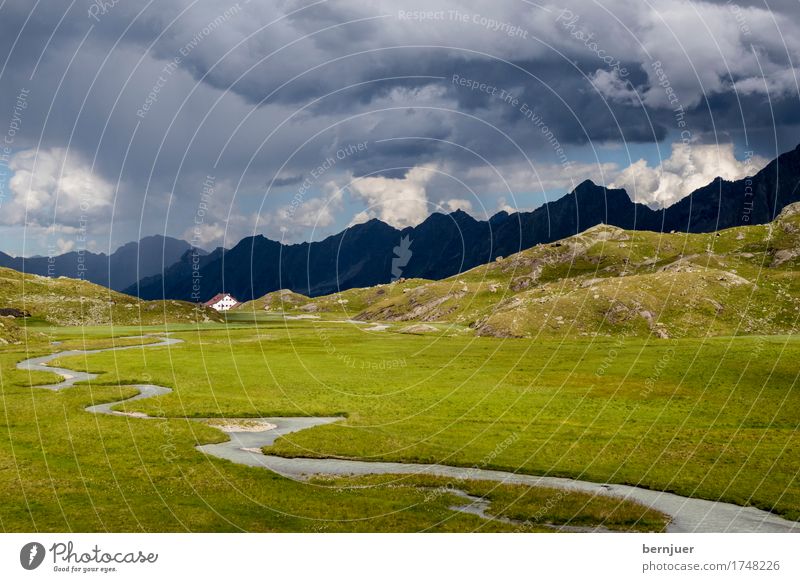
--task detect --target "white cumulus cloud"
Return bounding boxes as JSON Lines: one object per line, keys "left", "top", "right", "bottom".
{"left": 589, "top": 69, "right": 640, "bottom": 105}
{"left": 442, "top": 198, "right": 474, "bottom": 213}
{"left": 610, "top": 142, "right": 768, "bottom": 208}
{"left": 347, "top": 165, "right": 436, "bottom": 228}
{"left": 277, "top": 181, "right": 344, "bottom": 231}
{"left": 3, "top": 147, "right": 114, "bottom": 229}
{"left": 55, "top": 238, "right": 75, "bottom": 253}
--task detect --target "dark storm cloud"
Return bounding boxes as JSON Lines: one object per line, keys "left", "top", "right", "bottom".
{"left": 0, "top": 0, "right": 798, "bottom": 250}
{"left": 684, "top": 91, "right": 800, "bottom": 155}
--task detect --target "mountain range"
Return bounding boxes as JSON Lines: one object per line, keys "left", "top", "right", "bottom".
{"left": 127, "top": 143, "right": 800, "bottom": 302}
{"left": 238, "top": 200, "right": 800, "bottom": 339}
{"left": 0, "top": 235, "right": 198, "bottom": 292}
{"left": 2, "top": 145, "right": 798, "bottom": 302}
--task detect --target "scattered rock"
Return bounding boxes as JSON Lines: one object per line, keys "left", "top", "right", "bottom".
{"left": 580, "top": 278, "right": 604, "bottom": 288}
{"left": 771, "top": 248, "right": 800, "bottom": 267}
{"left": 777, "top": 201, "right": 800, "bottom": 220}
{"left": 511, "top": 277, "right": 533, "bottom": 291}
{"left": 717, "top": 271, "right": 750, "bottom": 286}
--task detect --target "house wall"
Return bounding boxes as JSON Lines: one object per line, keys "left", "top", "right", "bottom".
{"left": 210, "top": 295, "right": 238, "bottom": 311}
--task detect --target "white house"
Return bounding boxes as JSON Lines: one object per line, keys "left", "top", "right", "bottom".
{"left": 203, "top": 293, "right": 240, "bottom": 312}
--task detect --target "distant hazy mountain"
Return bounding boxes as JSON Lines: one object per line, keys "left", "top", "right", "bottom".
{"left": 0, "top": 235, "right": 198, "bottom": 291}
{"left": 128, "top": 144, "right": 800, "bottom": 303}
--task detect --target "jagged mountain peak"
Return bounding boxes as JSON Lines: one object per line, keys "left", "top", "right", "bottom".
{"left": 116, "top": 143, "right": 800, "bottom": 302}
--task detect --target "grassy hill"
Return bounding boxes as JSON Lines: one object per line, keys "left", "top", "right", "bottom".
{"left": 239, "top": 288, "right": 314, "bottom": 312}
{"left": 0, "top": 266, "right": 222, "bottom": 339}
{"left": 239, "top": 203, "right": 800, "bottom": 339}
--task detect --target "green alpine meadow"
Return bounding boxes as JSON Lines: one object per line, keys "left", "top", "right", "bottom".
{"left": 1, "top": 206, "right": 798, "bottom": 532}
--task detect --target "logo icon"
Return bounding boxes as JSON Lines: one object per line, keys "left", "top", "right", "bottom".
{"left": 20, "top": 542, "right": 46, "bottom": 570}
{"left": 391, "top": 235, "right": 413, "bottom": 281}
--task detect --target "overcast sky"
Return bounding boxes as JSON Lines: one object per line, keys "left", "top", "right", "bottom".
{"left": 0, "top": 0, "right": 798, "bottom": 256}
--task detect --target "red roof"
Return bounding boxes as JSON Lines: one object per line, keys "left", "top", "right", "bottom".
{"left": 202, "top": 293, "right": 239, "bottom": 306}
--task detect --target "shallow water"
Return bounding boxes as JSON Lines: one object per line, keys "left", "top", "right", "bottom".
{"left": 199, "top": 417, "right": 800, "bottom": 533}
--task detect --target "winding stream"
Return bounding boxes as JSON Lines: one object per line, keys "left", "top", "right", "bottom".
{"left": 18, "top": 335, "right": 800, "bottom": 533}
